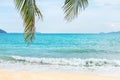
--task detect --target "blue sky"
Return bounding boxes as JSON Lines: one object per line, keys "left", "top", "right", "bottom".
{"left": 0, "top": 0, "right": 120, "bottom": 33}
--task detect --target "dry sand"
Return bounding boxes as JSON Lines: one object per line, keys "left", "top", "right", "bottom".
{"left": 0, "top": 70, "right": 120, "bottom": 80}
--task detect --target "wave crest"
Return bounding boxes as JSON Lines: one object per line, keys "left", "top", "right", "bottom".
{"left": 0, "top": 56, "right": 120, "bottom": 67}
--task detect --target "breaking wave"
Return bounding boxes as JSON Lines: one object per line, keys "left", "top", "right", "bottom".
{"left": 0, "top": 56, "right": 120, "bottom": 67}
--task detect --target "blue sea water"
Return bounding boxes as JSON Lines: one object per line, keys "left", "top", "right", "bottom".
{"left": 0, "top": 33, "right": 120, "bottom": 75}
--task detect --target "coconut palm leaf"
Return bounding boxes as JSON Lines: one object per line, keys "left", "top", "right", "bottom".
{"left": 63, "top": 0, "right": 88, "bottom": 21}
{"left": 14, "top": 0, "right": 42, "bottom": 44}
{"left": 15, "top": 0, "right": 88, "bottom": 44}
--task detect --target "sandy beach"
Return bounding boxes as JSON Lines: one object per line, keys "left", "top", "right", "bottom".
{"left": 0, "top": 70, "right": 119, "bottom": 80}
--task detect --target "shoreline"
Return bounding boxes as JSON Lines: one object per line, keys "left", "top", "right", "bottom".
{"left": 0, "top": 69, "right": 120, "bottom": 80}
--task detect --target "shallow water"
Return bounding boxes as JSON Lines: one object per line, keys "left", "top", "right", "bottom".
{"left": 0, "top": 33, "right": 120, "bottom": 75}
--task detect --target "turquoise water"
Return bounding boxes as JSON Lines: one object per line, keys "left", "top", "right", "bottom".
{"left": 0, "top": 33, "right": 120, "bottom": 74}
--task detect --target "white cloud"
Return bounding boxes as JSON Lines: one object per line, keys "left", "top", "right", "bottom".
{"left": 109, "top": 23, "right": 120, "bottom": 30}
{"left": 93, "top": 0, "right": 120, "bottom": 6}
{"left": 0, "top": 0, "right": 14, "bottom": 7}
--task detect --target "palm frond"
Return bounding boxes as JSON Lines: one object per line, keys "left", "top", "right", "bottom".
{"left": 63, "top": 0, "right": 88, "bottom": 21}
{"left": 14, "top": 0, "right": 42, "bottom": 44}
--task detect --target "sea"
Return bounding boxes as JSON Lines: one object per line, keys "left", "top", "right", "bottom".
{"left": 0, "top": 33, "right": 120, "bottom": 76}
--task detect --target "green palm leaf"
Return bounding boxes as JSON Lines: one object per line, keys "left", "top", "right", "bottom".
{"left": 15, "top": 0, "right": 88, "bottom": 44}
{"left": 14, "top": 0, "right": 42, "bottom": 44}
{"left": 63, "top": 0, "right": 88, "bottom": 21}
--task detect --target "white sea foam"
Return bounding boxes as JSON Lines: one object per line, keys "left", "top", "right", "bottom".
{"left": 0, "top": 56, "right": 120, "bottom": 76}
{"left": 8, "top": 56, "right": 120, "bottom": 67}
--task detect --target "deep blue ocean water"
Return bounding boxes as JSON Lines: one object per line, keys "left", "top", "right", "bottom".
{"left": 0, "top": 33, "right": 120, "bottom": 75}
